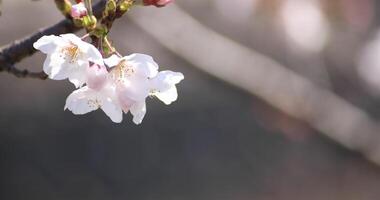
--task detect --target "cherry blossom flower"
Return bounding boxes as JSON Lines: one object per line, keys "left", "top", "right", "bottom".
{"left": 64, "top": 85, "right": 123, "bottom": 123}
{"left": 71, "top": 2, "right": 87, "bottom": 18}
{"left": 33, "top": 34, "right": 103, "bottom": 88}
{"left": 35, "top": 36, "right": 183, "bottom": 124}
{"left": 63, "top": 59, "right": 152, "bottom": 125}
{"left": 104, "top": 53, "right": 158, "bottom": 102}
{"left": 104, "top": 53, "right": 183, "bottom": 124}
{"left": 104, "top": 54, "right": 156, "bottom": 124}
{"left": 64, "top": 64, "right": 123, "bottom": 123}
{"left": 31, "top": 0, "right": 183, "bottom": 125}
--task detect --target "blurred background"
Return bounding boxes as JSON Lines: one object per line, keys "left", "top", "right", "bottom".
{"left": 2, "top": 0, "right": 380, "bottom": 199}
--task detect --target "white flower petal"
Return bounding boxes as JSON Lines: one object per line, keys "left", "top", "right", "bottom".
{"left": 60, "top": 33, "right": 83, "bottom": 44}
{"left": 48, "top": 53, "right": 71, "bottom": 80}
{"left": 33, "top": 35, "right": 64, "bottom": 54}
{"left": 83, "top": 43, "right": 104, "bottom": 66}
{"left": 155, "top": 86, "right": 178, "bottom": 105}
{"left": 130, "top": 101, "right": 147, "bottom": 125}
{"left": 60, "top": 33, "right": 103, "bottom": 64}
{"left": 151, "top": 70, "right": 184, "bottom": 91}
{"left": 68, "top": 67, "right": 87, "bottom": 88}
{"left": 125, "top": 53, "right": 159, "bottom": 78}
{"left": 60, "top": 34, "right": 103, "bottom": 65}
{"left": 101, "top": 96, "right": 123, "bottom": 123}
{"left": 64, "top": 86, "right": 99, "bottom": 115}
{"left": 104, "top": 54, "right": 121, "bottom": 67}
{"left": 42, "top": 54, "right": 53, "bottom": 75}
{"left": 163, "top": 71, "right": 184, "bottom": 84}
{"left": 117, "top": 77, "right": 150, "bottom": 101}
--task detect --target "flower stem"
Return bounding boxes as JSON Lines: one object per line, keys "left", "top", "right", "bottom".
{"left": 84, "top": 0, "right": 93, "bottom": 16}
{"left": 103, "top": 36, "right": 122, "bottom": 57}
{"left": 81, "top": 33, "right": 90, "bottom": 40}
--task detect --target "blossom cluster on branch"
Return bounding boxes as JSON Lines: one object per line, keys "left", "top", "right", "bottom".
{"left": 32, "top": 0, "right": 183, "bottom": 124}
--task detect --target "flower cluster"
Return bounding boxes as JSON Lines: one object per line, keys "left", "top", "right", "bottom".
{"left": 33, "top": 34, "right": 183, "bottom": 124}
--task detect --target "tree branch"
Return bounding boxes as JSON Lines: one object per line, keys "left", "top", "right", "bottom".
{"left": 0, "top": 0, "right": 106, "bottom": 79}
{"left": 129, "top": 5, "right": 380, "bottom": 166}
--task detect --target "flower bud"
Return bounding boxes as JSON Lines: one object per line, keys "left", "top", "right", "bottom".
{"left": 105, "top": 0, "right": 117, "bottom": 16}
{"left": 140, "top": 0, "right": 173, "bottom": 7}
{"left": 71, "top": 2, "right": 87, "bottom": 18}
{"left": 82, "top": 15, "right": 97, "bottom": 29}
{"left": 86, "top": 64, "right": 108, "bottom": 91}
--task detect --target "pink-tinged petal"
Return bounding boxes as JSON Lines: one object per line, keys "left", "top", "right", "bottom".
{"left": 143, "top": 0, "right": 173, "bottom": 7}
{"left": 86, "top": 64, "right": 108, "bottom": 91}
{"left": 116, "top": 77, "right": 150, "bottom": 102}
{"left": 71, "top": 2, "right": 87, "bottom": 18}
{"left": 115, "top": 85, "right": 135, "bottom": 112}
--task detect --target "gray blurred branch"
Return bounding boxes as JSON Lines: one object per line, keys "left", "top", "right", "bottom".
{"left": 129, "top": 5, "right": 380, "bottom": 165}
{"left": 0, "top": 0, "right": 106, "bottom": 79}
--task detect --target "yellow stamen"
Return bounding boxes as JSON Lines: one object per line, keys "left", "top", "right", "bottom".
{"left": 61, "top": 42, "right": 80, "bottom": 63}
{"left": 111, "top": 59, "right": 135, "bottom": 82}
{"left": 87, "top": 99, "right": 101, "bottom": 108}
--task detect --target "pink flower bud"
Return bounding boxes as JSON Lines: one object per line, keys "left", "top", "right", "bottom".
{"left": 143, "top": 0, "right": 173, "bottom": 7}
{"left": 71, "top": 2, "right": 87, "bottom": 18}
{"left": 86, "top": 64, "right": 108, "bottom": 91}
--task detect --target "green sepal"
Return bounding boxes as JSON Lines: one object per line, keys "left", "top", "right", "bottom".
{"left": 91, "top": 26, "right": 109, "bottom": 38}
{"left": 82, "top": 15, "right": 97, "bottom": 29}
{"left": 105, "top": 0, "right": 117, "bottom": 17}
{"left": 119, "top": 0, "right": 134, "bottom": 13}
{"left": 73, "top": 18, "right": 84, "bottom": 27}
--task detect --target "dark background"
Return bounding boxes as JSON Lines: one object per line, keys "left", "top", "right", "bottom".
{"left": 2, "top": 0, "right": 380, "bottom": 199}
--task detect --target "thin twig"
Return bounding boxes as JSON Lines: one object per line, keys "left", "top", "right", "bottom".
{"left": 84, "top": 0, "right": 93, "bottom": 16}
{"left": 1, "top": 62, "right": 47, "bottom": 79}
{"left": 54, "top": 0, "right": 72, "bottom": 18}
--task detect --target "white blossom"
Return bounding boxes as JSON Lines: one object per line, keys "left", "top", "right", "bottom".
{"left": 149, "top": 70, "right": 184, "bottom": 105}
{"left": 35, "top": 33, "right": 184, "bottom": 124}
{"left": 64, "top": 64, "right": 123, "bottom": 123}
{"left": 104, "top": 54, "right": 156, "bottom": 124}
{"left": 104, "top": 53, "right": 183, "bottom": 124}
{"left": 33, "top": 34, "right": 103, "bottom": 88}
